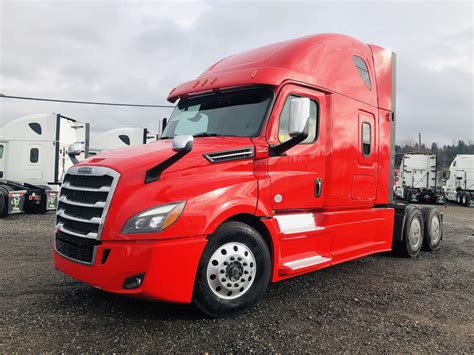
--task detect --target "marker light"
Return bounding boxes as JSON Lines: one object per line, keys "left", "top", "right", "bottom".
{"left": 121, "top": 202, "right": 186, "bottom": 234}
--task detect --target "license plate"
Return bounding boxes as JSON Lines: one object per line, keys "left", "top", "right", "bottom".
{"left": 8, "top": 190, "right": 26, "bottom": 214}
{"left": 46, "top": 191, "right": 59, "bottom": 210}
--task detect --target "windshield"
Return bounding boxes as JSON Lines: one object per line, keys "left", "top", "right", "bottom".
{"left": 162, "top": 86, "right": 273, "bottom": 138}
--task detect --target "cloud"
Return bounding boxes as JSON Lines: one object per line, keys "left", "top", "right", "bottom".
{"left": 1, "top": 0, "right": 472, "bottom": 143}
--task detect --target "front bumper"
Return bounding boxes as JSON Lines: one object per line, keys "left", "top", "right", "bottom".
{"left": 54, "top": 235, "right": 208, "bottom": 303}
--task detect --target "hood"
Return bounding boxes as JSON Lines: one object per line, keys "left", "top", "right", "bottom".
{"left": 78, "top": 136, "right": 255, "bottom": 177}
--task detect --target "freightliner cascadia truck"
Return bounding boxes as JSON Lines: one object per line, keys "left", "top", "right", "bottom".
{"left": 54, "top": 34, "right": 443, "bottom": 317}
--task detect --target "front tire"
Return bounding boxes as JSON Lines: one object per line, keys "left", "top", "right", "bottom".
{"left": 193, "top": 221, "right": 271, "bottom": 318}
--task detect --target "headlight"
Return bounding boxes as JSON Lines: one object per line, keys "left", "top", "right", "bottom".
{"left": 121, "top": 201, "right": 186, "bottom": 234}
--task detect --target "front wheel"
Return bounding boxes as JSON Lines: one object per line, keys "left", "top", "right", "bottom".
{"left": 193, "top": 221, "right": 271, "bottom": 318}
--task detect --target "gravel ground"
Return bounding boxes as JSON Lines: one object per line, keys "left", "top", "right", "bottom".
{"left": 1, "top": 203, "right": 473, "bottom": 352}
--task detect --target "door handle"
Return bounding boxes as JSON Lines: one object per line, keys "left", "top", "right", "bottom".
{"left": 315, "top": 178, "right": 323, "bottom": 197}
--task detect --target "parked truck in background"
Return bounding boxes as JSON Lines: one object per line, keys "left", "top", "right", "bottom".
{"left": 89, "top": 127, "right": 159, "bottom": 155}
{"left": 444, "top": 154, "right": 474, "bottom": 206}
{"left": 394, "top": 153, "right": 445, "bottom": 203}
{"left": 53, "top": 34, "right": 443, "bottom": 317}
{"left": 0, "top": 113, "right": 89, "bottom": 216}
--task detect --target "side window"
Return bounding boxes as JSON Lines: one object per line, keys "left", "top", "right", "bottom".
{"left": 361, "top": 122, "right": 372, "bottom": 156}
{"left": 30, "top": 148, "right": 39, "bottom": 163}
{"left": 0, "top": 145, "right": 4, "bottom": 159}
{"left": 353, "top": 56, "right": 371, "bottom": 90}
{"left": 29, "top": 122, "right": 42, "bottom": 135}
{"left": 278, "top": 95, "right": 318, "bottom": 144}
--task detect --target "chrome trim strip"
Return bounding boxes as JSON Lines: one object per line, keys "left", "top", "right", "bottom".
{"left": 59, "top": 195, "right": 106, "bottom": 208}
{"left": 56, "top": 222, "right": 98, "bottom": 239}
{"left": 204, "top": 147, "right": 254, "bottom": 163}
{"left": 57, "top": 209, "right": 101, "bottom": 224}
{"left": 62, "top": 181, "right": 111, "bottom": 192}
{"left": 283, "top": 255, "right": 331, "bottom": 270}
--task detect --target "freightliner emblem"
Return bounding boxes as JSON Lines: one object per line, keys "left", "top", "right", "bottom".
{"left": 78, "top": 167, "right": 93, "bottom": 174}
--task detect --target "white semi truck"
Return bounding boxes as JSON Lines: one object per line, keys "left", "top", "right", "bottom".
{"left": 0, "top": 113, "right": 89, "bottom": 216}
{"left": 443, "top": 154, "right": 474, "bottom": 206}
{"left": 89, "top": 127, "right": 159, "bottom": 155}
{"left": 394, "top": 153, "right": 445, "bottom": 203}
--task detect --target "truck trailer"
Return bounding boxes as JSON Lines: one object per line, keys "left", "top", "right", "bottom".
{"left": 0, "top": 113, "right": 89, "bottom": 216}
{"left": 53, "top": 34, "right": 443, "bottom": 317}
{"left": 89, "top": 127, "right": 159, "bottom": 155}
{"left": 394, "top": 153, "right": 445, "bottom": 203}
{"left": 444, "top": 154, "right": 474, "bottom": 206}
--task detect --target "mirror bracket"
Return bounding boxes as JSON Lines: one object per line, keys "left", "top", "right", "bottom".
{"left": 145, "top": 136, "right": 193, "bottom": 183}
{"left": 269, "top": 124, "right": 309, "bottom": 157}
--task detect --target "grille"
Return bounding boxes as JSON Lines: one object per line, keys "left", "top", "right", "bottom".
{"left": 55, "top": 231, "right": 100, "bottom": 264}
{"left": 204, "top": 147, "right": 254, "bottom": 163}
{"left": 55, "top": 166, "right": 119, "bottom": 264}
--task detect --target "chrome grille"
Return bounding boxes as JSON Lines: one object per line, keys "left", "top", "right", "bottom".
{"left": 55, "top": 166, "right": 120, "bottom": 265}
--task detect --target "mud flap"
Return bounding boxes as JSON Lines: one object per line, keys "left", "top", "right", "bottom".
{"left": 8, "top": 190, "right": 26, "bottom": 214}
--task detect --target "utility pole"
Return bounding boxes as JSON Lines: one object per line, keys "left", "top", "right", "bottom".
{"left": 419, "top": 133, "right": 422, "bottom": 152}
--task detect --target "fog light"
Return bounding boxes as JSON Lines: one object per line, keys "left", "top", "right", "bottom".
{"left": 123, "top": 273, "right": 145, "bottom": 289}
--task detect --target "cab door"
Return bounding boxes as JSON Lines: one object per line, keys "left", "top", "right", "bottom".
{"left": 266, "top": 85, "right": 327, "bottom": 211}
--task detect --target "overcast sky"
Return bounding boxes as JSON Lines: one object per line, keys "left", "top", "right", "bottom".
{"left": 1, "top": 0, "right": 473, "bottom": 144}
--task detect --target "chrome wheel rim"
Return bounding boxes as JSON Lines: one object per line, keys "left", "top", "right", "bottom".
{"left": 207, "top": 242, "right": 256, "bottom": 300}
{"left": 430, "top": 215, "right": 441, "bottom": 244}
{"left": 408, "top": 218, "right": 422, "bottom": 250}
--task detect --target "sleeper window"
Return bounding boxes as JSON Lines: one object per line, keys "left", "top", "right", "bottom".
{"left": 361, "top": 122, "right": 371, "bottom": 156}
{"left": 353, "top": 56, "right": 371, "bottom": 90}
{"left": 0, "top": 145, "right": 4, "bottom": 159}
{"left": 29, "top": 122, "right": 42, "bottom": 135}
{"left": 30, "top": 148, "right": 39, "bottom": 163}
{"left": 278, "top": 95, "right": 318, "bottom": 144}
{"left": 119, "top": 135, "right": 131, "bottom": 145}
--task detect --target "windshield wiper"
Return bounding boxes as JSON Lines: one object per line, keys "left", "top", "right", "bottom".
{"left": 192, "top": 133, "right": 219, "bottom": 137}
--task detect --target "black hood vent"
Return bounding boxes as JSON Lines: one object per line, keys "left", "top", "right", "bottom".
{"left": 204, "top": 147, "right": 254, "bottom": 163}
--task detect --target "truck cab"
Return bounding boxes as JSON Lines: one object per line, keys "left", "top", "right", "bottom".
{"left": 53, "top": 34, "right": 443, "bottom": 317}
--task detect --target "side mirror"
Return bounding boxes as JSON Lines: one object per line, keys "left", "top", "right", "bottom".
{"left": 289, "top": 97, "right": 311, "bottom": 137}
{"left": 270, "top": 97, "right": 310, "bottom": 157}
{"left": 172, "top": 135, "right": 193, "bottom": 153}
{"left": 67, "top": 142, "right": 83, "bottom": 165}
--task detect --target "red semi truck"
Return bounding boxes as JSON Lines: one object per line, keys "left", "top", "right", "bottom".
{"left": 54, "top": 34, "right": 443, "bottom": 317}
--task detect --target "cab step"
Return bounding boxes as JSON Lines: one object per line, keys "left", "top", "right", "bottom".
{"left": 278, "top": 254, "right": 332, "bottom": 275}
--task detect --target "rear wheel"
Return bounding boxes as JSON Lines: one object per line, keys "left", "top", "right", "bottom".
{"left": 393, "top": 206, "right": 424, "bottom": 257}
{"left": 0, "top": 186, "right": 9, "bottom": 217}
{"left": 421, "top": 207, "right": 442, "bottom": 251}
{"left": 193, "top": 221, "right": 271, "bottom": 318}
{"left": 462, "top": 193, "right": 470, "bottom": 207}
{"left": 456, "top": 192, "right": 462, "bottom": 205}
